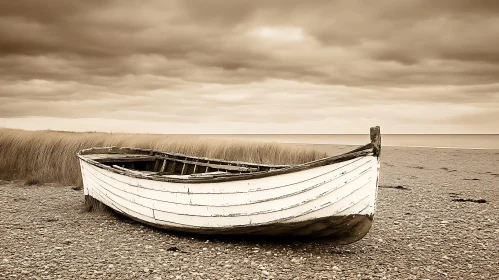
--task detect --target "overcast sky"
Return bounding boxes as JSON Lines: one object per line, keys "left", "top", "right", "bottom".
{"left": 0, "top": 0, "right": 498, "bottom": 134}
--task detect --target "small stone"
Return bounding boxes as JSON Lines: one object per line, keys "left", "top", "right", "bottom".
{"left": 332, "top": 266, "right": 341, "bottom": 272}
{"left": 440, "top": 221, "right": 449, "bottom": 224}
{"left": 144, "top": 268, "right": 150, "bottom": 273}
{"left": 312, "top": 266, "right": 323, "bottom": 271}
{"left": 108, "top": 264, "right": 114, "bottom": 268}
{"left": 54, "top": 247, "right": 63, "bottom": 250}
{"left": 262, "top": 270, "right": 270, "bottom": 276}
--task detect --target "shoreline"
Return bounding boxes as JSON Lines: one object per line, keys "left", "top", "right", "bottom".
{"left": 299, "top": 143, "right": 499, "bottom": 151}
{"left": 266, "top": 142, "right": 499, "bottom": 151}
{"left": 201, "top": 134, "right": 499, "bottom": 150}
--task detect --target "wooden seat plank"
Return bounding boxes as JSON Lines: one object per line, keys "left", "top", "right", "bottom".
{"left": 156, "top": 156, "right": 258, "bottom": 172}
{"left": 87, "top": 154, "right": 156, "bottom": 163}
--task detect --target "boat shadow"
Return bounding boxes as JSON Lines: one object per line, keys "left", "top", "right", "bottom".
{"left": 107, "top": 210, "right": 362, "bottom": 254}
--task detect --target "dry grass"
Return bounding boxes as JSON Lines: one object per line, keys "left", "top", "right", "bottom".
{"left": 0, "top": 128, "right": 327, "bottom": 187}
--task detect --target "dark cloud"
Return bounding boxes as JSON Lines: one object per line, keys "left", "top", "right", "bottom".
{"left": 0, "top": 0, "right": 498, "bottom": 132}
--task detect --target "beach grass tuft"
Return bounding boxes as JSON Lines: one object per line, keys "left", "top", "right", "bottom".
{"left": 0, "top": 128, "right": 327, "bottom": 187}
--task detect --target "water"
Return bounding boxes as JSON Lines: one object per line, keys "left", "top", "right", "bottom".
{"left": 201, "top": 134, "right": 499, "bottom": 149}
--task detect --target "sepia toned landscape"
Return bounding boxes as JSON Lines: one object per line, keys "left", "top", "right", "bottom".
{"left": 1, "top": 0, "right": 499, "bottom": 279}
{"left": 1, "top": 129, "right": 498, "bottom": 279}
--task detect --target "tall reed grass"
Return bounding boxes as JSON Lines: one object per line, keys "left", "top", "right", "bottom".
{"left": 0, "top": 128, "right": 327, "bottom": 186}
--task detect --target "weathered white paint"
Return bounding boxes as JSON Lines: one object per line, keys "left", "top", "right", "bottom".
{"left": 79, "top": 155, "right": 379, "bottom": 230}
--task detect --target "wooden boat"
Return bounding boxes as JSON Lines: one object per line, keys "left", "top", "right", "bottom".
{"left": 77, "top": 127, "right": 381, "bottom": 244}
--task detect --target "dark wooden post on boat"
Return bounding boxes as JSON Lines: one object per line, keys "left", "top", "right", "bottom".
{"left": 370, "top": 126, "right": 381, "bottom": 157}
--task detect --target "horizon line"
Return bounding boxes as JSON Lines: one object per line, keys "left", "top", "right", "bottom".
{"left": 1, "top": 127, "right": 498, "bottom": 135}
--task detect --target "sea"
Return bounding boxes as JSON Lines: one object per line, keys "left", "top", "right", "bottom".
{"left": 200, "top": 134, "right": 499, "bottom": 149}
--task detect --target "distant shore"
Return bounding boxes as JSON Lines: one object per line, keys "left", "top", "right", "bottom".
{"left": 203, "top": 134, "right": 499, "bottom": 149}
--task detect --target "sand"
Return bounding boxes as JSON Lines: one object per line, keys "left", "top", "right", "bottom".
{"left": 1, "top": 146, "right": 498, "bottom": 279}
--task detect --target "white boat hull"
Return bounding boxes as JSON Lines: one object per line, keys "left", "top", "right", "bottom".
{"left": 79, "top": 155, "right": 379, "bottom": 244}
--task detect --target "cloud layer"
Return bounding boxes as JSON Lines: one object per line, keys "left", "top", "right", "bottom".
{"left": 0, "top": 0, "right": 498, "bottom": 133}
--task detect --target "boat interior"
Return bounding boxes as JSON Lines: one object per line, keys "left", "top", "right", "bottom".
{"left": 79, "top": 127, "right": 379, "bottom": 181}
{"left": 79, "top": 147, "right": 289, "bottom": 179}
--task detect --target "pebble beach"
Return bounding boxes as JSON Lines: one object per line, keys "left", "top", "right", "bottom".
{"left": 1, "top": 145, "right": 498, "bottom": 279}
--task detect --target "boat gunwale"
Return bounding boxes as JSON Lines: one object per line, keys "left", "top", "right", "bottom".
{"left": 76, "top": 127, "right": 381, "bottom": 184}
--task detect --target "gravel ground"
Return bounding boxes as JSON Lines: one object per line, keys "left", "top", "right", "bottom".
{"left": 1, "top": 146, "right": 498, "bottom": 279}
